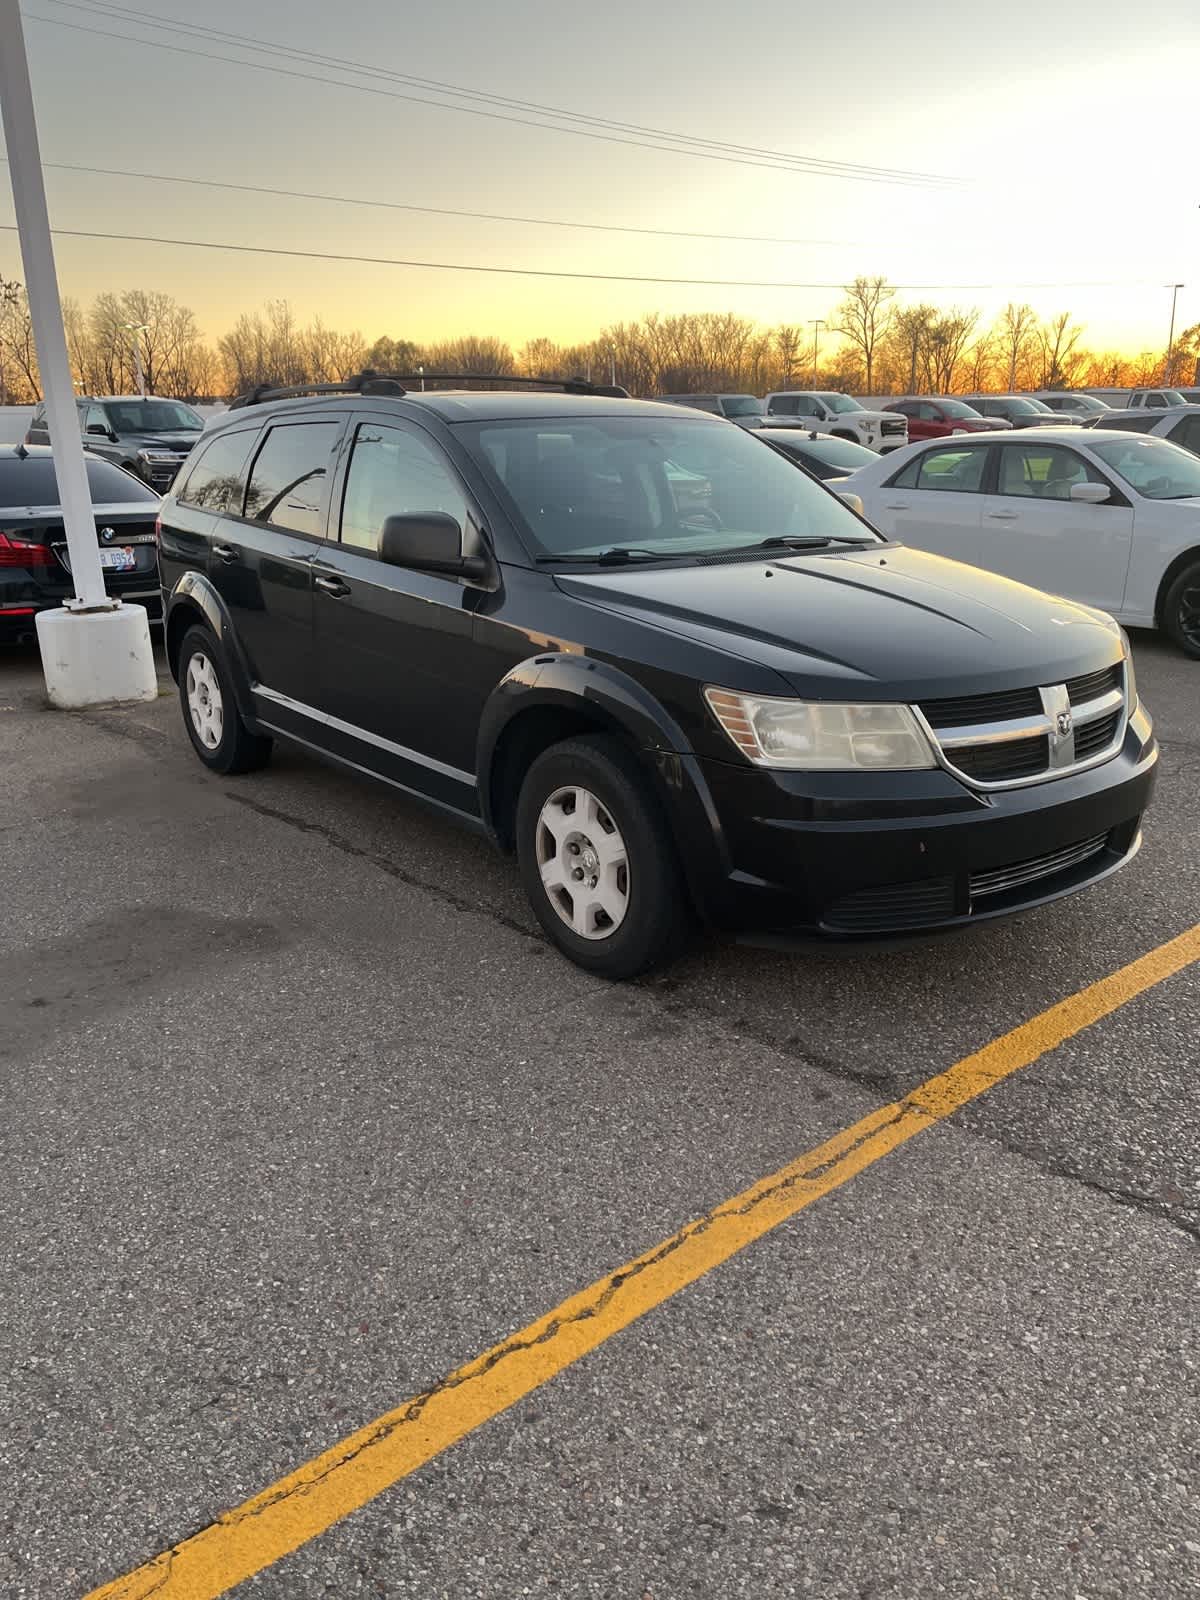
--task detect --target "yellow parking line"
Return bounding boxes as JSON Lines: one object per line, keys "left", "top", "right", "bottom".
{"left": 86, "top": 922, "right": 1200, "bottom": 1600}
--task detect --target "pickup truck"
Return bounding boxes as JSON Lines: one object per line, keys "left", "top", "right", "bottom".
{"left": 763, "top": 390, "right": 908, "bottom": 452}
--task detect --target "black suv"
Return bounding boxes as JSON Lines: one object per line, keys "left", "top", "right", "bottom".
{"left": 157, "top": 375, "right": 1157, "bottom": 977}
{"left": 27, "top": 396, "right": 205, "bottom": 490}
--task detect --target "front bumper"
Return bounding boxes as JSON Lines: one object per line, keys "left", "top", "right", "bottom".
{"left": 674, "top": 706, "right": 1157, "bottom": 939}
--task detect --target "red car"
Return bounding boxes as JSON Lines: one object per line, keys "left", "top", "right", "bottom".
{"left": 884, "top": 397, "right": 1011, "bottom": 440}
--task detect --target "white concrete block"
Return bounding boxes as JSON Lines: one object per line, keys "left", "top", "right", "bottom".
{"left": 35, "top": 603, "right": 159, "bottom": 709}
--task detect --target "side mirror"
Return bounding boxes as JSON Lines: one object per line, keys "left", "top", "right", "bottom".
{"left": 86, "top": 423, "right": 110, "bottom": 437}
{"left": 838, "top": 491, "right": 865, "bottom": 514}
{"left": 1069, "top": 482, "right": 1111, "bottom": 505}
{"left": 379, "top": 512, "right": 489, "bottom": 579}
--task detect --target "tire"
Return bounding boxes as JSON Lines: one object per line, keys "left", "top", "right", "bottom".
{"left": 177, "top": 625, "right": 273, "bottom": 774}
{"left": 515, "top": 734, "right": 688, "bottom": 979}
{"left": 1162, "top": 560, "right": 1200, "bottom": 659}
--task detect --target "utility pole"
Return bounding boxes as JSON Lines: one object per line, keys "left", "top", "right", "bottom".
{"left": 1165, "top": 283, "right": 1184, "bottom": 384}
{"left": 809, "top": 319, "right": 825, "bottom": 386}
{"left": 123, "top": 321, "right": 149, "bottom": 395}
{"left": 0, "top": 0, "right": 155, "bottom": 706}
{"left": 609, "top": 346, "right": 616, "bottom": 388}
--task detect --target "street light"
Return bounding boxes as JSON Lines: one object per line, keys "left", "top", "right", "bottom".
{"left": 1164, "top": 284, "right": 1184, "bottom": 385}
{"left": 0, "top": 0, "right": 156, "bottom": 706}
{"left": 809, "top": 319, "right": 826, "bottom": 385}
{"left": 123, "top": 321, "right": 149, "bottom": 395}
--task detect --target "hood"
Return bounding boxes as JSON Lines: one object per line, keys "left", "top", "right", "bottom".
{"left": 123, "top": 428, "right": 202, "bottom": 448}
{"left": 556, "top": 544, "right": 1122, "bottom": 698}
{"left": 963, "top": 416, "right": 1013, "bottom": 430}
{"left": 842, "top": 409, "right": 895, "bottom": 425}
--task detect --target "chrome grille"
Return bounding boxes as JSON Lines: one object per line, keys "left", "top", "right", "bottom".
{"left": 916, "top": 661, "right": 1127, "bottom": 790}
{"left": 970, "top": 834, "right": 1109, "bottom": 899}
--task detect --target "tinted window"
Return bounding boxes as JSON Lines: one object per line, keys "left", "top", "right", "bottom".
{"left": 996, "top": 444, "right": 1105, "bottom": 499}
{"left": 105, "top": 400, "right": 203, "bottom": 433}
{"left": 769, "top": 396, "right": 798, "bottom": 415}
{"left": 891, "top": 445, "right": 988, "bottom": 492}
{"left": 1145, "top": 392, "right": 1167, "bottom": 407}
{"left": 719, "top": 396, "right": 764, "bottom": 418}
{"left": 176, "top": 429, "right": 258, "bottom": 513}
{"left": 1092, "top": 413, "right": 1158, "bottom": 433}
{"left": 244, "top": 422, "right": 342, "bottom": 536}
{"left": 939, "top": 400, "right": 984, "bottom": 419}
{"left": 340, "top": 422, "right": 468, "bottom": 553}
{"left": 0, "top": 456, "right": 158, "bottom": 505}
{"left": 784, "top": 436, "right": 879, "bottom": 473}
{"left": 1168, "top": 415, "right": 1200, "bottom": 456}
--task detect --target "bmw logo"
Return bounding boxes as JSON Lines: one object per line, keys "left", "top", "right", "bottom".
{"left": 100, "top": 526, "right": 115, "bottom": 542}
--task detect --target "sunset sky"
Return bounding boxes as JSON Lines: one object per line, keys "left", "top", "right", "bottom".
{"left": 4, "top": 0, "right": 1198, "bottom": 355}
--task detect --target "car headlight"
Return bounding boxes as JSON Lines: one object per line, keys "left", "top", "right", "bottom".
{"left": 1119, "top": 629, "right": 1138, "bottom": 710}
{"left": 705, "top": 688, "right": 937, "bottom": 770}
{"left": 137, "top": 448, "right": 177, "bottom": 462}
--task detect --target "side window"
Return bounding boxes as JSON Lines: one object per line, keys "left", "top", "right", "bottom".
{"left": 1169, "top": 415, "right": 1200, "bottom": 456}
{"left": 891, "top": 445, "right": 987, "bottom": 492}
{"left": 1096, "top": 413, "right": 1157, "bottom": 433}
{"left": 85, "top": 404, "right": 109, "bottom": 435}
{"left": 997, "top": 444, "right": 1104, "bottom": 499}
{"left": 771, "top": 397, "right": 797, "bottom": 415}
{"left": 244, "top": 422, "right": 343, "bottom": 536}
{"left": 340, "top": 422, "right": 468, "bottom": 554}
{"left": 1145, "top": 392, "right": 1166, "bottom": 408}
{"left": 176, "top": 428, "right": 258, "bottom": 513}
{"left": 916, "top": 403, "right": 939, "bottom": 421}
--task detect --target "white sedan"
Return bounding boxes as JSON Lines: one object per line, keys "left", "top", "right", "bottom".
{"left": 840, "top": 427, "right": 1200, "bottom": 657}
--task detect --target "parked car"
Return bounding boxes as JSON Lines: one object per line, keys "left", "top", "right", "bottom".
{"left": 755, "top": 428, "right": 882, "bottom": 480}
{"left": 657, "top": 393, "right": 766, "bottom": 428}
{"left": 1174, "top": 388, "right": 1200, "bottom": 406}
{"left": 962, "top": 395, "right": 1062, "bottom": 429}
{"left": 884, "top": 397, "right": 1005, "bottom": 440}
{"left": 0, "top": 444, "right": 162, "bottom": 642}
{"left": 1126, "top": 388, "right": 1188, "bottom": 410}
{"left": 157, "top": 375, "right": 1154, "bottom": 974}
{"left": 762, "top": 391, "right": 908, "bottom": 452}
{"left": 1031, "top": 391, "right": 1113, "bottom": 421}
{"left": 26, "top": 395, "right": 204, "bottom": 490}
{"left": 840, "top": 428, "right": 1200, "bottom": 656}
{"left": 1086, "top": 404, "right": 1200, "bottom": 456}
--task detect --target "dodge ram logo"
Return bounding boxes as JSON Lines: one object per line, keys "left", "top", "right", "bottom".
{"left": 1055, "top": 709, "right": 1073, "bottom": 737}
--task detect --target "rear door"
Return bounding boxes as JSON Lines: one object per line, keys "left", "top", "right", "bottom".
{"left": 213, "top": 414, "right": 346, "bottom": 705}
{"left": 306, "top": 412, "right": 483, "bottom": 814}
{"left": 868, "top": 441, "right": 989, "bottom": 560}
{"left": 977, "top": 440, "right": 1134, "bottom": 609}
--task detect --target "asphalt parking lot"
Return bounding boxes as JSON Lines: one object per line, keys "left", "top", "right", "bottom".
{"left": 1, "top": 631, "right": 1197, "bottom": 1600}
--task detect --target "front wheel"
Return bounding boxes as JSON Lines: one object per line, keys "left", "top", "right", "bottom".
{"left": 1162, "top": 560, "right": 1200, "bottom": 659}
{"left": 177, "top": 625, "right": 273, "bottom": 773}
{"left": 515, "top": 734, "right": 687, "bottom": 978}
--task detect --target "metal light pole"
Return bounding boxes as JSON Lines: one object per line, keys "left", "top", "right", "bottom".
{"left": 123, "top": 321, "right": 149, "bottom": 395}
{"left": 609, "top": 346, "right": 617, "bottom": 387}
{"left": 1164, "top": 284, "right": 1184, "bottom": 384}
{"left": 809, "top": 319, "right": 825, "bottom": 385}
{"left": 0, "top": 0, "right": 155, "bottom": 705}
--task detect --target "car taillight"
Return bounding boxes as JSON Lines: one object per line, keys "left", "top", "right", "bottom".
{"left": 0, "top": 531, "right": 54, "bottom": 567}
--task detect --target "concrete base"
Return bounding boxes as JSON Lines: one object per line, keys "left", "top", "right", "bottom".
{"left": 36, "top": 603, "right": 158, "bottom": 709}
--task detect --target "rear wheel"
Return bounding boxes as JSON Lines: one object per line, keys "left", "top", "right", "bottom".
{"left": 177, "top": 625, "right": 272, "bottom": 773}
{"left": 515, "top": 734, "right": 687, "bottom": 978}
{"left": 1162, "top": 560, "right": 1200, "bottom": 659}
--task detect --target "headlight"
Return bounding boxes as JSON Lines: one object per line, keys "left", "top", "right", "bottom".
{"left": 705, "top": 688, "right": 936, "bottom": 770}
{"left": 1119, "top": 629, "right": 1138, "bottom": 710}
{"left": 137, "top": 448, "right": 177, "bottom": 462}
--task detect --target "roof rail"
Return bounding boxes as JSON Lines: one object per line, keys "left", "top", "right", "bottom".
{"left": 227, "top": 371, "right": 631, "bottom": 409}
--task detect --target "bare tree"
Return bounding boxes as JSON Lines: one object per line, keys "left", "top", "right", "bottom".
{"left": 964, "top": 331, "right": 998, "bottom": 393}
{"left": 920, "top": 310, "right": 978, "bottom": 393}
{"left": 832, "top": 276, "right": 895, "bottom": 395}
{"left": 0, "top": 284, "right": 40, "bottom": 400}
{"left": 365, "top": 335, "right": 422, "bottom": 372}
{"left": 1035, "top": 312, "right": 1085, "bottom": 390}
{"left": 998, "top": 302, "right": 1038, "bottom": 391}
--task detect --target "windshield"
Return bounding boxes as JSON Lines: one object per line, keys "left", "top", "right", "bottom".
{"left": 461, "top": 416, "right": 881, "bottom": 561}
{"left": 820, "top": 393, "right": 864, "bottom": 415}
{"left": 720, "top": 396, "right": 764, "bottom": 418}
{"left": 999, "top": 397, "right": 1043, "bottom": 416}
{"left": 1156, "top": 391, "right": 1187, "bottom": 406}
{"left": 778, "top": 435, "right": 878, "bottom": 472}
{"left": 104, "top": 400, "right": 203, "bottom": 433}
{"left": 1060, "top": 394, "right": 1109, "bottom": 413}
{"left": 1026, "top": 397, "right": 1056, "bottom": 413}
{"left": 940, "top": 399, "right": 984, "bottom": 419}
{"left": 1089, "top": 435, "right": 1200, "bottom": 499}
{"left": 0, "top": 456, "right": 159, "bottom": 505}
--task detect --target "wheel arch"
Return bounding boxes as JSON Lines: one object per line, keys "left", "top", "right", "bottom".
{"left": 1153, "top": 546, "right": 1200, "bottom": 626}
{"left": 164, "top": 572, "right": 257, "bottom": 721}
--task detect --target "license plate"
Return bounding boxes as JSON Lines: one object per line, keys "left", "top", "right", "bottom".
{"left": 99, "top": 547, "right": 137, "bottom": 571}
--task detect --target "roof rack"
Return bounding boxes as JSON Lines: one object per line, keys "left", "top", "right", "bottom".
{"left": 227, "top": 371, "right": 630, "bottom": 409}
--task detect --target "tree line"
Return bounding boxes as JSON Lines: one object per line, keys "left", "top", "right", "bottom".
{"left": 1, "top": 275, "right": 1195, "bottom": 405}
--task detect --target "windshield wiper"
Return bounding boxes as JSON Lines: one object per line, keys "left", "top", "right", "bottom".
{"left": 537, "top": 547, "right": 668, "bottom": 565}
{"left": 749, "top": 534, "right": 875, "bottom": 551}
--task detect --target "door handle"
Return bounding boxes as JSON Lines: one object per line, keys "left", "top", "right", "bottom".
{"left": 884, "top": 502, "right": 909, "bottom": 511}
{"left": 986, "top": 510, "right": 1019, "bottom": 520}
{"left": 212, "top": 542, "right": 239, "bottom": 562}
{"left": 314, "top": 573, "right": 351, "bottom": 598}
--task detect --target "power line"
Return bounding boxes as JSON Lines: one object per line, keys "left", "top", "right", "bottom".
{"left": 0, "top": 221, "right": 1155, "bottom": 292}
{"left": 2, "top": 156, "right": 889, "bottom": 250}
{"left": 31, "top": 2, "right": 961, "bottom": 190}
{"left": 59, "top": 0, "right": 961, "bottom": 188}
